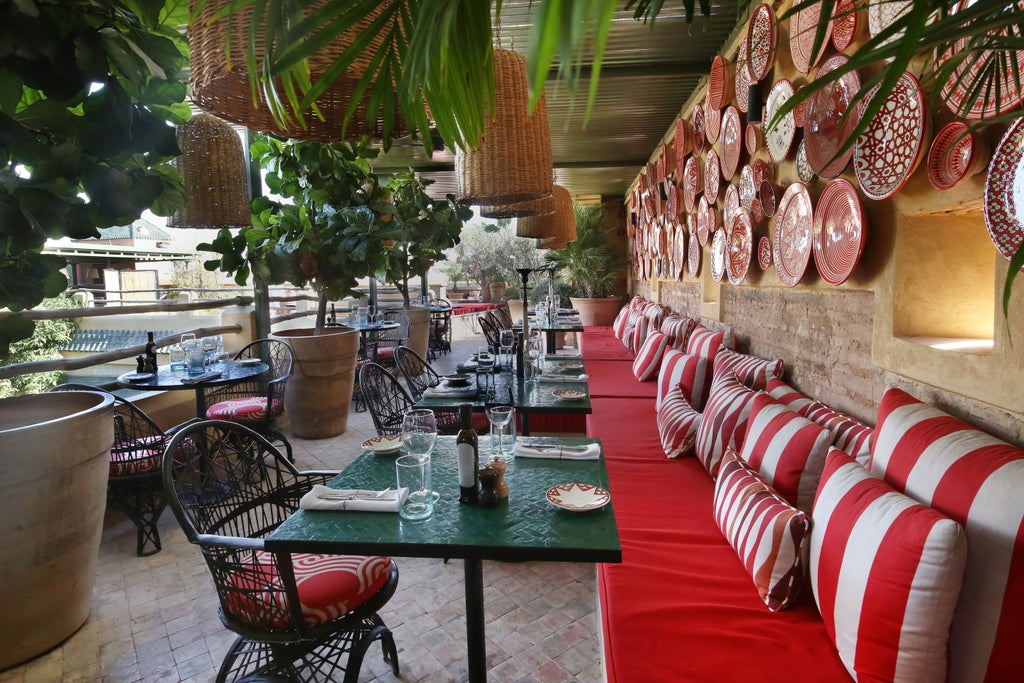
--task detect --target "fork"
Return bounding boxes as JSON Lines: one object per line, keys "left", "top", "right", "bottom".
{"left": 316, "top": 488, "right": 391, "bottom": 500}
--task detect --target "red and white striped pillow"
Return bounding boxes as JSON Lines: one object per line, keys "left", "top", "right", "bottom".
{"left": 740, "top": 393, "right": 833, "bottom": 513}
{"left": 657, "top": 383, "right": 701, "bottom": 458}
{"left": 685, "top": 324, "right": 736, "bottom": 363}
{"left": 870, "top": 387, "right": 1024, "bottom": 683}
{"left": 612, "top": 306, "right": 630, "bottom": 339}
{"left": 656, "top": 349, "right": 709, "bottom": 411}
{"left": 628, "top": 315, "right": 651, "bottom": 353}
{"left": 811, "top": 449, "right": 967, "bottom": 683}
{"left": 694, "top": 372, "right": 758, "bottom": 479}
{"left": 628, "top": 294, "right": 646, "bottom": 310}
{"left": 659, "top": 315, "right": 697, "bottom": 350}
{"left": 714, "top": 449, "right": 810, "bottom": 611}
{"left": 712, "top": 347, "right": 784, "bottom": 390}
{"left": 765, "top": 378, "right": 814, "bottom": 414}
{"left": 643, "top": 303, "right": 670, "bottom": 328}
{"left": 803, "top": 400, "right": 873, "bottom": 466}
{"left": 632, "top": 331, "right": 670, "bottom": 381}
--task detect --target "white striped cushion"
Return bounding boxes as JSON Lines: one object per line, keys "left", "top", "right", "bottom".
{"left": 694, "top": 372, "right": 758, "bottom": 479}
{"left": 740, "top": 393, "right": 833, "bottom": 513}
{"left": 712, "top": 347, "right": 784, "bottom": 390}
{"left": 629, "top": 315, "right": 651, "bottom": 353}
{"left": 870, "top": 387, "right": 1024, "bottom": 683}
{"left": 628, "top": 295, "right": 646, "bottom": 310}
{"left": 632, "top": 331, "right": 670, "bottom": 381}
{"left": 715, "top": 449, "right": 810, "bottom": 611}
{"left": 656, "top": 349, "right": 709, "bottom": 411}
{"left": 811, "top": 449, "right": 967, "bottom": 683}
{"left": 659, "top": 315, "right": 697, "bottom": 350}
{"left": 612, "top": 306, "right": 630, "bottom": 339}
{"left": 803, "top": 400, "right": 873, "bottom": 466}
{"left": 685, "top": 324, "right": 736, "bottom": 362}
{"left": 657, "top": 383, "right": 701, "bottom": 458}
{"left": 765, "top": 378, "right": 815, "bottom": 414}
{"left": 643, "top": 303, "right": 670, "bottom": 328}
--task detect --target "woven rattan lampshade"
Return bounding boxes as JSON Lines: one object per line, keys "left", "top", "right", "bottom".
{"left": 520, "top": 185, "right": 573, "bottom": 244}
{"left": 168, "top": 114, "right": 251, "bottom": 230}
{"left": 456, "top": 49, "right": 553, "bottom": 206}
{"left": 188, "top": 0, "right": 408, "bottom": 142}
{"left": 479, "top": 193, "right": 555, "bottom": 219}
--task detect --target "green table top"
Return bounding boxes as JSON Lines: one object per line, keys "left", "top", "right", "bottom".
{"left": 415, "top": 369, "right": 592, "bottom": 415}
{"left": 265, "top": 436, "right": 621, "bottom": 564}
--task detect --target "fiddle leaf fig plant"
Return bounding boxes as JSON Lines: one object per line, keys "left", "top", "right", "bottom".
{"left": 200, "top": 135, "right": 401, "bottom": 333}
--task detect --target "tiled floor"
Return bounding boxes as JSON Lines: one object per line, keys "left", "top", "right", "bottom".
{"left": 0, "top": 336, "right": 605, "bottom": 683}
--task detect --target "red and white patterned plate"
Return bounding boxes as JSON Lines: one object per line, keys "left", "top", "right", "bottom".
{"left": 805, "top": 54, "right": 863, "bottom": 178}
{"left": 362, "top": 434, "right": 403, "bottom": 454}
{"left": 759, "top": 179, "right": 779, "bottom": 218}
{"left": 683, "top": 155, "right": 701, "bottom": 213}
{"left": 793, "top": 83, "right": 808, "bottom": 128}
{"left": 812, "top": 178, "right": 868, "bottom": 285}
{"left": 984, "top": 118, "right": 1024, "bottom": 270}
{"left": 790, "top": 0, "right": 833, "bottom": 74}
{"left": 720, "top": 106, "right": 743, "bottom": 181}
{"left": 745, "top": 122, "right": 761, "bottom": 156}
{"left": 704, "top": 98, "right": 722, "bottom": 145}
{"left": 711, "top": 229, "right": 728, "bottom": 283}
{"left": 704, "top": 148, "right": 722, "bottom": 201}
{"left": 928, "top": 121, "right": 985, "bottom": 191}
{"left": 674, "top": 224, "right": 687, "bottom": 280}
{"left": 728, "top": 210, "right": 754, "bottom": 285}
{"left": 796, "top": 139, "right": 816, "bottom": 183}
{"left": 697, "top": 194, "right": 716, "bottom": 247}
{"left": 708, "top": 55, "right": 733, "bottom": 111}
{"left": 735, "top": 34, "right": 753, "bottom": 113}
{"left": 724, "top": 182, "right": 741, "bottom": 226}
{"left": 773, "top": 182, "right": 814, "bottom": 287}
{"left": 867, "top": 0, "right": 912, "bottom": 50}
{"left": 692, "top": 105, "right": 706, "bottom": 155}
{"left": 546, "top": 482, "right": 611, "bottom": 512}
{"left": 688, "top": 219, "right": 702, "bottom": 277}
{"left": 675, "top": 119, "right": 691, "bottom": 166}
{"left": 739, "top": 164, "right": 756, "bottom": 211}
{"left": 758, "top": 235, "right": 773, "bottom": 270}
{"left": 766, "top": 79, "right": 796, "bottom": 164}
{"left": 853, "top": 71, "right": 927, "bottom": 201}
{"left": 746, "top": 3, "right": 777, "bottom": 83}
{"left": 831, "top": 0, "right": 858, "bottom": 51}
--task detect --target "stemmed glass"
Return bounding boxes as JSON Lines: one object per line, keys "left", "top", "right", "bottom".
{"left": 486, "top": 405, "right": 515, "bottom": 460}
{"left": 401, "top": 409, "right": 437, "bottom": 462}
{"left": 499, "top": 329, "right": 515, "bottom": 370}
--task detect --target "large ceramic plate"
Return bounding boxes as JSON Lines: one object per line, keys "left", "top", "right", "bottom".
{"left": 692, "top": 105, "right": 706, "bottom": 155}
{"left": 758, "top": 235, "right": 773, "bottom": 270}
{"left": 790, "top": 0, "right": 832, "bottom": 74}
{"left": 704, "top": 148, "right": 722, "bottom": 202}
{"left": 675, "top": 119, "right": 691, "bottom": 166}
{"left": 724, "top": 182, "right": 741, "bottom": 226}
{"left": 773, "top": 182, "right": 814, "bottom": 287}
{"left": 711, "top": 229, "right": 728, "bottom": 283}
{"left": 727, "top": 210, "right": 753, "bottom": 285}
{"left": 697, "top": 194, "right": 715, "bottom": 247}
{"left": 720, "top": 106, "right": 743, "bottom": 181}
{"left": 928, "top": 121, "right": 983, "bottom": 191}
{"left": 746, "top": 3, "right": 777, "bottom": 83}
{"left": 739, "top": 164, "right": 756, "bottom": 211}
{"left": 688, "top": 221, "right": 702, "bottom": 277}
{"left": 853, "top": 71, "right": 927, "bottom": 201}
{"left": 868, "top": 0, "right": 912, "bottom": 50}
{"left": 704, "top": 98, "right": 722, "bottom": 145}
{"left": 708, "top": 55, "right": 732, "bottom": 111}
{"left": 831, "top": 0, "right": 858, "bottom": 51}
{"left": 983, "top": 118, "right": 1024, "bottom": 269}
{"left": 796, "top": 139, "right": 816, "bottom": 183}
{"left": 765, "top": 79, "right": 796, "bottom": 164}
{"left": 813, "top": 178, "right": 868, "bottom": 285}
{"left": 805, "top": 54, "right": 863, "bottom": 178}
{"left": 546, "top": 482, "right": 611, "bottom": 512}
{"left": 683, "top": 155, "right": 701, "bottom": 213}
{"left": 735, "top": 34, "right": 753, "bottom": 113}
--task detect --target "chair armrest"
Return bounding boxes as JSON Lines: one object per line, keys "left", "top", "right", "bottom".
{"left": 297, "top": 471, "right": 341, "bottom": 487}
{"left": 194, "top": 532, "right": 265, "bottom": 551}
{"left": 164, "top": 417, "right": 204, "bottom": 437}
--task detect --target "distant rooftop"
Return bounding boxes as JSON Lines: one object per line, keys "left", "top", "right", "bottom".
{"left": 95, "top": 218, "right": 173, "bottom": 242}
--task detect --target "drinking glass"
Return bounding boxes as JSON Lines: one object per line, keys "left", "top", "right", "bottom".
{"left": 395, "top": 454, "right": 433, "bottom": 520}
{"left": 184, "top": 340, "right": 205, "bottom": 375}
{"left": 499, "top": 329, "right": 515, "bottom": 369}
{"left": 168, "top": 344, "right": 186, "bottom": 371}
{"left": 201, "top": 336, "right": 218, "bottom": 364}
{"left": 487, "top": 405, "right": 515, "bottom": 460}
{"left": 402, "top": 409, "right": 437, "bottom": 461}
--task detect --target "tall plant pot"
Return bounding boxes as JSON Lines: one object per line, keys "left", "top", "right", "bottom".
{"left": 271, "top": 327, "right": 359, "bottom": 438}
{"left": 403, "top": 307, "right": 430, "bottom": 360}
{"left": 570, "top": 296, "right": 624, "bottom": 327}
{"left": 0, "top": 391, "right": 114, "bottom": 670}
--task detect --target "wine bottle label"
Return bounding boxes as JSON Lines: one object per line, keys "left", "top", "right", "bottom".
{"left": 457, "top": 442, "right": 477, "bottom": 488}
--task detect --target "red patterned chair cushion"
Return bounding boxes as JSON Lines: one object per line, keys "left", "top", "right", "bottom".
{"left": 375, "top": 347, "right": 396, "bottom": 360}
{"left": 207, "top": 396, "right": 284, "bottom": 422}
{"left": 632, "top": 331, "right": 670, "bottom": 381}
{"left": 765, "top": 378, "right": 814, "bottom": 414}
{"left": 659, "top": 314, "right": 697, "bottom": 350}
{"left": 802, "top": 400, "right": 873, "bottom": 466}
{"left": 110, "top": 435, "right": 191, "bottom": 477}
{"left": 740, "top": 393, "right": 833, "bottom": 513}
{"left": 656, "top": 349, "right": 709, "bottom": 411}
{"left": 870, "top": 387, "right": 1024, "bottom": 683}
{"left": 712, "top": 347, "right": 784, "bottom": 390}
{"left": 226, "top": 553, "right": 392, "bottom": 630}
{"left": 694, "top": 372, "right": 758, "bottom": 479}
{"left": 811, "top": 449, "right": 967, "bottom": 683}
{"left": 714, "top": 449, "right": 810, "bottom": 611}
{"left": 657, "top": 384, "right": 701, "bottom": 458}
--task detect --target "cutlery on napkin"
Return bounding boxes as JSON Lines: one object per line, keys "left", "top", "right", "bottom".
{"left": 538, "top": 373, "right": 588, "bottom": 383}
{"left": 181, "top": 371, "right": 222, "bottom": 384}
{"left": 299, "top": 486, "right": 407, "bottom": 512}
{"left": 514, "top": 443, "right": 601, "bottom": 460}
{"left": 423, "top": 385, "right": 478, "bottom": 398}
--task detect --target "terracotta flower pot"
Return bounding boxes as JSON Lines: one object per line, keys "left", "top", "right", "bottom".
{"left": 570, "top": 296, "right": 625, "bottom": 327}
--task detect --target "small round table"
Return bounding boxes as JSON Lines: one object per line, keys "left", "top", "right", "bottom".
{"left": 117, "top": 360, "right": 269, "bottom": 418}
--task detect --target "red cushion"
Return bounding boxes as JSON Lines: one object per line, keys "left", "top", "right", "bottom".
{"left": 206, "top": 396, "right": 284, "bottom": 422}
{"left": 656, "top": 349, "right": 709, "bottom": 411}
{"left": 110, "top": 435, "right": 191, "bottom": 476}
{"left": 632, "top": 331, "right": 670, "bottom": 381}
{"left": 586, "top": 360, "right": 658, "bottom": 399}
{"left": 765, "top": 377, "right": 815, "bottom": 413}
{"left": 579, "top": 329, "right": 636, "bottom": 361}
{"left": 226, "top": 553, "right": 392, "bottom": 630}
{"left": 612, "top": 307, "right": 631, "bottom": 339}
{"left": 657, "top": 384, "right": 700, "bottom": 458}
{"left": 659, "top": 315, "right": 697, "bottom": 350}
{"left": 802, "top": 400, "right": 873, "bottom": 466}
{"left": 712, "top": 347, "right": 784, "bottom": 390}
{"left": 694, "top": 372, "right": 758, "bottom": 479}
{"left": 685, "top": 324, "right": 736, "bottom": 363}
{"left": 586, "top": 397, "right": 660, "bottom": 464}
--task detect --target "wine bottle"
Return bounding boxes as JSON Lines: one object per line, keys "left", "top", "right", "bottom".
{"left": 456, "top": 403, "right": 479, "bottom": 504}
{"left": 144, "top": 331, "right": 158, "bottom": 372}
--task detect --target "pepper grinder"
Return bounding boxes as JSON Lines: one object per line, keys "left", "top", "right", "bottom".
{"left": 478, "top": 459, "right": 508, "bottom": 507}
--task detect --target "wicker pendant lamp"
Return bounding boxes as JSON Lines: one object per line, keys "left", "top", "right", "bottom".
{"left": 168, "top": 114, "right": 251, "bottom": 229}
{"left": 456, "top": 48, "right": 553, "bottom": 206}
{"left": 188, "top": 0, "right": 408, "bottom": 142}
{"left": 521, "top": 185, "right": 574, "bottom": 247}
{"left": 479, "top": 193, "right": 555, "bottom": 219}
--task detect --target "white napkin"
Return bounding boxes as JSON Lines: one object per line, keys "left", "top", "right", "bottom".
{"left": 299, "top": 486, "right": 407, "bottom": 512}
{"left": 423, "top": 384, "right": 478, "bottom": 398}
{"left": 538, "top": 373, "right": 588, "bottom": 383}
{"left": 514, "top": 443, "right": 601, "bottom": 460}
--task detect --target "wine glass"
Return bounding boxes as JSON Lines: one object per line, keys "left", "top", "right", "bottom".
{"left": 487, "top": 405, "right": 515, "bottom": 460}
{"left": 499, "top": 329, "right": 515, "bottom": 369}
{"left": 401, "top": 409, "right": 437, "bottom": 462}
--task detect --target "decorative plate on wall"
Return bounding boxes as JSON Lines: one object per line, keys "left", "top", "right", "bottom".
{"left": 692, "top": 105, "right": 706, "bottom": 155}
{"left": 746, "top": 122, "right": 761, "bottom": 156}
{"left": 793, "top": 83, "right": 808, "bottom": 128}
{"left": 790, "top": 0, "right": 832, "bottom": 74}
{"left": 674, "top": 224, "right": 687, "bottom": 280}
{"left": 746, "top": 3, "right": 778, "bottom": 83}
{"left": 697, "top": 194, "right": 715, "bottom": 247}
{"left": 688, "top": 219, "right": 702, "bottom": 277}
{"left": 720, "top": 106, "right": 743, "bottom": 181}
{"left": 735, "top": 34, "right": 753, "bottom": 113}
{"left": 831, "top": 0, "right": 858, "bottom": 51}
{"left": 739, "top": 164, "right": 756, "bottom": 211}
{"left": 812, "top": 178, "right": 868, "bottom": 285}
{"left": 984, "top": 118, "right": 1024, "bottom": 270}
{"left": 928, "top": 121, "right": 986, "bottom": 191}
{"left": 708, "top": 55, "right": 733, "bottom": 111}
{"left": 796, "top": 139, "right": 816, "bottom": 183}
{"left": 853, "top": 71, "right": 927, "bottom": 201}
{"left": 867, "top": 0, "right": 912, "bottom": 50}
{"left": 711, "top": 229, "right": 728, "bottom": 283}
{"left": 765, "top": 79, "right": 797, "bottom": 164}
{"left": 773, "top": 182, "right": 814, "bottom": 287}
{"left": 683, "top": 155, "right": 702, "bottom": 214}
{"left": 805, "top": 54, "right": 863, "bottom": 178}
{"left": 704, "top": 148, "right": 722, "bottom": 202}
{"left": 758, "top": 235, "right": 773, "bottom": 270}
{"left": 675, "top": 119, "right": 691, "bottom": 166}
{"left": 759, "top": 179, "right": 779, "bottom": 218}
{"left": 704, "top": 98, "right": 722, "bottom": 145}
{"left": 724, "top": 182, "right": 741, "bottom": 226}
{"left": 728, "top": 210, "right": 754, "bottom": 285}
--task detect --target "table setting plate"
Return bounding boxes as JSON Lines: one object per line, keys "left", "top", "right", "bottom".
{"left": 728, "top": 210, "right": 754, "bottom": 285}
{"left": 805, "top": 54, "right": 863, "bottom": 178}
{"left": 813, "top": 178, "right": 868, "bottom": 286}
{"left": 765, "top": 79, "right": 796, "bottom": 164}
{"left": 853, "top": 71, "right": 927, "bottom": 201}
{"left": 237, "top": 358, "right": 262, "bottom": 366}
{"left": 552, "top": 389, "right": 587, "bottom": 401}
{"left": 746, "top": 3, "right": 777, "bottom": 83}
{"left": 362, "top": 434, "right": 403, "bottom": 454}
{"left": 789, "top": 0, "right": 832, "bottom": 74}
{"left": 720, "top": 106, "right": 743, "bottom": 181}
{"left": 984, "top": 118, "right": 1024, "bottom": 270}
{"left": 546, "top": 482, "right": 611, "bottom": 512}
{"left": 773, "top": 182, "right": 815, "bottom": 287}
{"left": 122, "top": 373, "right": 155, "bottom": 382}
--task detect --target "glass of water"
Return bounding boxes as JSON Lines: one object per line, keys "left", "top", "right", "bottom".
{"left": 402, "top": 409, "right": 437, "bottom": 461}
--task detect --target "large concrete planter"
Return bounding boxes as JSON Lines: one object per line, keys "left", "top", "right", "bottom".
{"left": 271, "top": 327, "right": 359, "bottom": 439}
{"left": 570, "top": 296, "right": 624, "bottom": 327}
{"left": 0, "top": 391, "right": 114, "bottom": 671}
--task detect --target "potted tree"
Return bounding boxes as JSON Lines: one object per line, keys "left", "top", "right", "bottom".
{"left": 546, "top": 203, "right": 628, "bottom": 326}
{"left": 378, "top": 171, "right": 472, "bottom": 357}
{"left": 200, "top": 135, "right": 399, "bottom": 438}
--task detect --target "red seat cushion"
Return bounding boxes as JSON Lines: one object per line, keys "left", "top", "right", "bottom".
{"left": 586, "top": 360, "right": 658, "bottom": 399}
{"left": 206, "top": 396, "right": 283, "bottom": 422}
{"left": 579, "top": 330, "right": 635, "bottom": 361}
{"left": 587, "top": 398, "right": 660, "bottom": 464}
{"left": 227, "top": 553, "right": 392, "bottom": 630}
{"left": 110, "top": 435, "right": 191, "bottom": 476}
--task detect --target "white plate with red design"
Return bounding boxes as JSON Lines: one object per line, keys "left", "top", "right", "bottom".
{"left": 362, "top": 434, "right": 403, "bottom": 454}
{"left": 789, "top": 0, "right": 832, "bottom": 74}
{"left": 928, "top": 121, "right": 986, "bottom": 191}
{"left": 805, "top": 54, "right": 863, "bottom": 178}
{"left": 773, "top": 183, "right": 815, "bottom": 287}
{"left": 728, "top": 210, "right": 753, "bottom": 285}
{"left": 765, "top": 79, "right": 796, "bottom": 164}
{"left": 984, "top": 118, "right": 1024, "bottom": 270}
{"left": 813, "top": 178, "right": 868, "bottom": 286}
{"left": 720, "top": 106, "right": 743, "bottom": 181}
{"left": 546, "top": 482, "right": 611, "bottom": 512}
{"left": 746, "top": 3, "right": 777, "bottom": 83}
{"left": 853, "top": 71, "right": 927, "bottom": 201}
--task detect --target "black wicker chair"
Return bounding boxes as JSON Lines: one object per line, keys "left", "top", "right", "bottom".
{"left": 201, "top": 338, "right": 294, "bottom": 462}
{"left": 358, "top": 363, "right": 415, "bottom": 436}
{"left": 162, "top": 420, "right": 400, "bottom": 683}
{"left": 478, "top": 314, "right": 502, "bottom": 355}
{"left": 492, "top": 304, "right": 514, "bottom": 330}
{"left": 371, "top": 310, "right": 409, "bottom": 366}
{"left": 49, "top": 384, "right": 196, "bottom": 556}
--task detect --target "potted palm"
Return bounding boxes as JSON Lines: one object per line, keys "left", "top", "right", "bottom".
{"left": 200, "top": 135, "right": 399, "bottom": 438}
{"left": 546, "top": 203, "right": 628, "bottom": 327}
